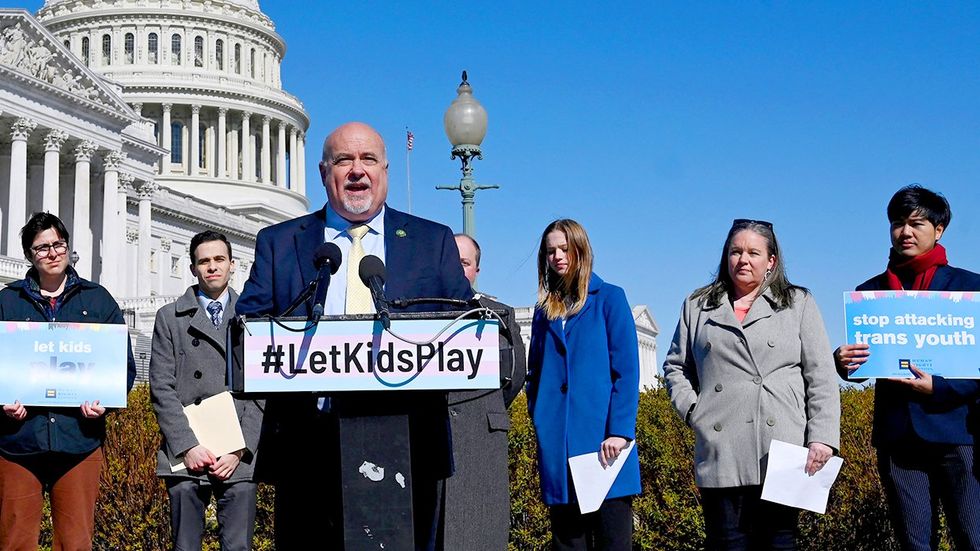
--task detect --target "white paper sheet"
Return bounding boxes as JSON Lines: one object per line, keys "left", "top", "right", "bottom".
{"left": 760, "top": 439, "right": 843, "bottom": 514}
{"left": 171, "top": 391, "right": 246, "bottom": 472}
{"left": 568, "top": 440, "right": 636, "bottom": 514}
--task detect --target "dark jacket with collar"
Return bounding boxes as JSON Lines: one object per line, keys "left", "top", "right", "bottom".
{"left": 0, "top": 268, "right": 136, "bottom": 456}
{"left": 150, "top": 286, "right": 263, "bottom": 481}
{"left": 857, "top": 264, "right": 980, "bottom": 447}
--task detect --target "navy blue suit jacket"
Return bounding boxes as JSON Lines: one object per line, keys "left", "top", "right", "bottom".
{"left": 858, "top": 265, "right": 980, "bottom": 447}
{"left": 236, "top": 204, "right": 473, "bottom": 480}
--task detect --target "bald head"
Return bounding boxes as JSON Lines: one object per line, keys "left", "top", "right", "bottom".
{"left": 454, "top": 233, "right": 481, "bottom": 286}
{"left": 319, "top": 122, "right": 389, "bottom": 222}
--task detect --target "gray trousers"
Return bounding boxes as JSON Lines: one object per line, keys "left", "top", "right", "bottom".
{"left": 166, "top": 478, "right": 258, "bottom": 551}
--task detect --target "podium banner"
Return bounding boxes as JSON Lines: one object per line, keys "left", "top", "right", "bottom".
{"left": 242, "top": 317, "right": 501, "bottom": 392}
{"left": 843, "top": 290, "right": 980, "bottom": 379}
{"left": 0, "top": 322, "right": 130, "bottom": 407}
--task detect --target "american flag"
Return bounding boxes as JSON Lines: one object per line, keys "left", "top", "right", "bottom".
{"left": 406, "top": 130, "right": 414, "bottom": 151}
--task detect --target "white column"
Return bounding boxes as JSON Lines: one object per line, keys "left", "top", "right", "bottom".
{"left": 72, "top": 141, "right": 97, "bottom": 279}
{"left": 6, "top": 118, "right": 37, "bottom": 256}
{"left": 276, "top": 121, "right": 286, "bottom": 187}
{"left": 288, "top": 127, "right": 298, "bottom": 191}
{"left": 190, "top": 104, "right": 200, "bottom": 176}
{"left": 217, "top": 107, "right": 227, "bottom": 178}
{"left": 117, "top": 173, "right": 133, "bottom": 295}
{"left": 261, "top": 115, "right": 271, "bottom": 184}
{"left": 100, "top": 151, "right": 124, "bottom": 293}
{"left": 240, "top": 111, "right": 252, "bottom": 181}
{"left": 228, "top": 123, "right": 239, "bottom": 180}
{"left": 297, "top": 131, "right": 306, "bottom": 196}
{"left": 161, "top": 103, "right": 172, "bottom": 174}
{"left": 136, "top": 180, "right": 158, "bottom": 296}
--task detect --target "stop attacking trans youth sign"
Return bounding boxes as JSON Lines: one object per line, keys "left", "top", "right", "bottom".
{"left": 843, "top": 290, "right": 979, "bottom": 379}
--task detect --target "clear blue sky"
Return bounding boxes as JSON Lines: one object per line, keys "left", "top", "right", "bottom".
{"left": 27, "top": 1, "right": 980, "bottom": 358}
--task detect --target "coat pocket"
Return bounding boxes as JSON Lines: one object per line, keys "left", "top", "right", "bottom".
{"left": 487, "top": 411, "right": 511, "bottom": 432}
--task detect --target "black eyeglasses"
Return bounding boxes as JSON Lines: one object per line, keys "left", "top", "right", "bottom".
{"left": 31, "top": 240, "right": 69, "bottom": 257}
{"left": 732, "top": 218, "right": 774, "bottom": 229}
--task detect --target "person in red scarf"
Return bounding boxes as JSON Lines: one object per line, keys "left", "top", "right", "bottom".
{"left": 835, "top": 185, "right": 980, "bottom": 551}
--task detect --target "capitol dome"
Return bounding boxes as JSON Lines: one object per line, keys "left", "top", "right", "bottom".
{"left": 37, "top": 0, "right": 310, "bottom": 224}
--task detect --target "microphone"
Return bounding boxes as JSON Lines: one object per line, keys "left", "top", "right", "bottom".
{"left": 310, "top": 242, "right": 342, "bottom": 319}
{"left": 358, "top": 255, "right": 390, "bottom": 330}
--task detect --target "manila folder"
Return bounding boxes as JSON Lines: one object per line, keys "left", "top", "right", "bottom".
{"left": 171, "top": 391, "right": 246, "bottom": 472}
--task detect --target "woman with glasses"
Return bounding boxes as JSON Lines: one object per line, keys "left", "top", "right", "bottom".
{"left": 0, "top": 212, "right": 135, "bottom": 549}
{"left": 526, "top": 219, "right": 641, "bottom": 550}
{"left": 662, "top": 219, "right": 840, "bottom": 550}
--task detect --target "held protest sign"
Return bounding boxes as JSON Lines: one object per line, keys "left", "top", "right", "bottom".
{"left": 0, "top": 322, "right": 130, "bottom": 407}
{"left": 242, "top": 317, "right": 501, "bottom": 392}
{"left": 843, "top": 291, "right": 979, "bottom": 379}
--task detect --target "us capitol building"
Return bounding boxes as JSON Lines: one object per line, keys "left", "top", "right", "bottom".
{"left": 0, "top": 0, "right": 660, "bottom": 387}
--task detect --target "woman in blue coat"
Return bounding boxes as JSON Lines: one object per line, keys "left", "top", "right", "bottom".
{"left": 526, "top": 218, "right": 641, "bottom": 550}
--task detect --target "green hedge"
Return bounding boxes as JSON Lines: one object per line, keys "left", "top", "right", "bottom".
{"left": 33, "top": 383, "right": 953, "bottom": 550}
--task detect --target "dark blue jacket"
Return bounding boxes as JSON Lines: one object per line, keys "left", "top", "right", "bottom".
{"left": 526, "top": 274, "right": 641, "bottom": 505}
{"left": 0, "top": 268, "right": 136, "bottom": 456}
{"left": 236, "top": 205, "right": 473, "bottom": 481}
{"left": 857, "top": 265, "right": 980, "bottom": 447}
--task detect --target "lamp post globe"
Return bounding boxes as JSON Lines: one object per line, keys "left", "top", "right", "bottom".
{"left": 444, "top": 70, "right": 488, "bottom": 151}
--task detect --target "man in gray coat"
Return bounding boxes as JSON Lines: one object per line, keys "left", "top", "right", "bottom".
{"left": 150, "top": 231, "right": 263, "bottom": 550}
{"left": 442, "top": 234, "right": 527, "bottom": 550}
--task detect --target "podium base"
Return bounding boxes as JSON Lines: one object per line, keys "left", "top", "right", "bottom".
{"left": 338, "top": 414, "right": 415, "bottom": 550}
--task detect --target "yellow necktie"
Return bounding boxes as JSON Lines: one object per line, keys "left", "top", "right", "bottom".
{"left": 345, "top": 224, "right": 373, "bottom": 314}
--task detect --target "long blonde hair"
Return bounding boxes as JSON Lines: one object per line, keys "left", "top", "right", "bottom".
{"left": 536, "top": 219, "right": 593, "bottom": 320}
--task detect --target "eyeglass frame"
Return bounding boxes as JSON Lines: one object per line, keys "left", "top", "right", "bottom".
{"left": 30, "top": 240, "right": 69, "bottom": 258}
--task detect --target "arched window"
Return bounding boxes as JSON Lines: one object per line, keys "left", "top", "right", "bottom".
{"left": 63, "top": 39, "right": 69, "bottom": 49}
{"left": 215, "top": 39, "right": 224, "bottom": 70}
{"left": 148, "top": 33, "right": 158, "bottom": 64}
{"left": 124, "top": 33, "right": 134, "bottom": 64}
{"left": 171, "top": 34, "right": 182, "bottom": 66}
{"left": 101, "top": 34, "right": 111, "bottom": 65}
{"left": 81, "top": 37, "right": 90, "bottom": 65}
{"left": 234, "top": 44, "right": 241, "bottom": 74}
{"left": 249, "top": 48, "right": 255, "bottom": 78}
{"left": 194, "top": 36, "right": 204, "bottom": 68}
{"left": 171, "top": 122, "right": 184, "bottom": 163}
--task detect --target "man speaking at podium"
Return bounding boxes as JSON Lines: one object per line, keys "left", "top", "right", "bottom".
{"left": 236, "top": 122, "right": 472, "bottom": 549}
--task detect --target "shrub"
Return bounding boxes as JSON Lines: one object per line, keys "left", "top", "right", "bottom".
{"left": 32, "top": 381, "right": 956, "bottom": 550}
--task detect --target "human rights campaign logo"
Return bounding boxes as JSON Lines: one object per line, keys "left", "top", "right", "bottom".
{"left": 898, "top": 359, "right": 911, "bottom": 371}
{"left": 45, "top": 389, "right": 57, "bottom": 398}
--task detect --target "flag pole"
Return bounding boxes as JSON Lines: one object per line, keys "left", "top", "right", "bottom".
{"left": 406, "top": 128, "right": 414, "bottom": 214}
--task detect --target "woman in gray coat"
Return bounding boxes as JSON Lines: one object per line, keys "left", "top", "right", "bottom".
{"left": 663, "top": 219, "right": 840, "bottom": 550}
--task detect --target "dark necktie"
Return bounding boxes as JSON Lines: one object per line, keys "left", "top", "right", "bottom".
{"left": 206, "top": 300, "right": 222, "bottom": 327}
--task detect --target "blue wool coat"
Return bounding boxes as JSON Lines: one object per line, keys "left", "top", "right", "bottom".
{"left": 526, "top": 274, "right": 641, "bottom": 506}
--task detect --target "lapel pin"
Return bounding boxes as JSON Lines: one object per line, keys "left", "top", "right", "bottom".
{"left": 395, "top": 229, "right": 407, "bottom": 238}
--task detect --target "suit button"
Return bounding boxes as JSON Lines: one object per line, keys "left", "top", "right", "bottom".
{"left": 713, "top": 423, "right": 722, "bottom": 432}
{"left": 194, "top": 371, "right": 202, "bottom": 379}
{"left": 767, "top": 339, "right": 776, "bottom": 348}
{"left": 560, "top": 383, "right": 568, "bottom": 394}
{"left": 753, "top": 376, "right": 762, "bottom": 385}
{"left": 714, "top": 383, "right": 723, "bottom": 392}
{"left": 767, "top": 418, "right": 776, "bottom": 427}
{"left": 194, "top": 398, "right": 202, "bottom": 406}
{"left": 192, "top": 338, "right": 200, "bottom": 347}
{"left": 705, "top": 342, "right": 712, "bottom": 351}
{"left": 450, "top": 409, "right": 458, "bottom": 417}
{"left": 50, "top": 417, "right": 56, "bottom": 423}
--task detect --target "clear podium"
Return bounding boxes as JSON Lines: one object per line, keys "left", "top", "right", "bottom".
{"left": 227, "top": 308, "right": 513, "bottom": 550}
